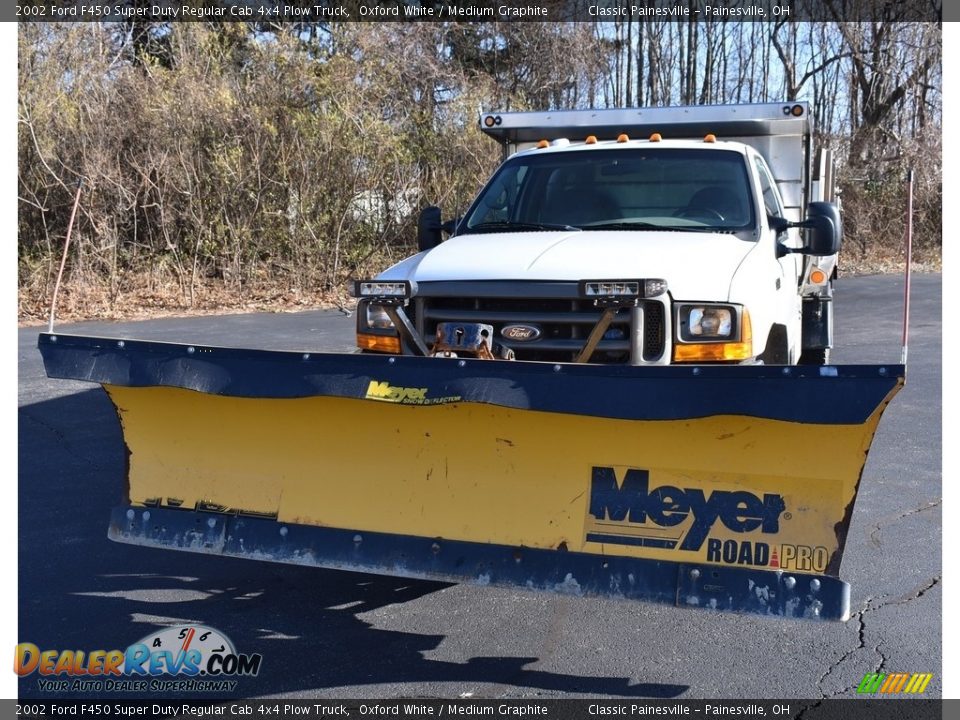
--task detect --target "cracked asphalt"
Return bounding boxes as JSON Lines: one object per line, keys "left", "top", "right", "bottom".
{"left": 18, "top": 274, "right": 940, "bottom": 700}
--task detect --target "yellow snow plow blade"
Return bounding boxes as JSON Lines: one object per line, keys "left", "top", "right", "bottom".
{"left": 107, "top": 386, "right": 888, "bottom": 575}
{"left": 39, "top": 333, "right": 903, "bottom": 621}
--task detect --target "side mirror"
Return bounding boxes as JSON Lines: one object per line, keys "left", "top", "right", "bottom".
{"left": 775, "top": 202, "right": 842, "bottom": 257}
{"left": 417, "top": 206, "right": 443, "bottom": 251}
{"left": 803, "top": 202, "right": 842, "bottom": 256}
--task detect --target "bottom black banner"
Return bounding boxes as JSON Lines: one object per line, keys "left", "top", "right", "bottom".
{"left": 6, "top": 699, "right": 945, "bottom": 720}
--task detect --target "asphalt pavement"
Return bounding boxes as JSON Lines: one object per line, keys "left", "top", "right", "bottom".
{"left": 17, "top": 274, "right": 941, "bottom": 700}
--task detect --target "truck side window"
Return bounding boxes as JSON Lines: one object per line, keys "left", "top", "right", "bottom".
{"left": 753, "top": 157, "right": 784, "bottom": 219}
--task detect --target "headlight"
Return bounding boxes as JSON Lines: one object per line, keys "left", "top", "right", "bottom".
{"left": 357, "top": 300, "right": 402, "bottom": 354}
{"left": 366, "top": 304, "right": 395, "bottom": 330}
{"left": 673, "top": 304, "right": 753, "bottom": 362}
{"left": 677, "top": 304, "right": 738, "bottom": 342}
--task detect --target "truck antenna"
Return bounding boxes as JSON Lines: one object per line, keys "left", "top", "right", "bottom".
{"left": 48, "top": 178, "right": 84, "bottom": 333}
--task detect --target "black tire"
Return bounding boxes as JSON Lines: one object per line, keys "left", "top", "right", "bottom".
{"left": 799, "top": 347, "right": 831, "bottom": 365}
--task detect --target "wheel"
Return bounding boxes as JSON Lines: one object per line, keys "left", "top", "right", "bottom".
{"left": 799, "top": 348, "right": 831, "bottom": 365}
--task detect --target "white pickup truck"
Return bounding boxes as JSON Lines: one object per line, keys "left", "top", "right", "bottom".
{"left": 354, "top": 102, "right": 841, "bottom": 365}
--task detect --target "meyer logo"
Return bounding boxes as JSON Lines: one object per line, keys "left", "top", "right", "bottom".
{"left": 364, "top": 380, "right": 462, "bottom": 406}
{"left": 501, "top": 324, "right": 541, "bottom": 342}
{"left": 365, "top": 380, "right": 427, "bottom": 403}
{"left": 585, "top": 466, "right": 786, "bottom": 552}
{"left": 857, "top": 673, "right": 933, "bottom": 694}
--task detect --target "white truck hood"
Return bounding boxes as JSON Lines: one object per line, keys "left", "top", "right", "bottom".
{"left": 385, "top": 230, "right": 757, "bottom": 301}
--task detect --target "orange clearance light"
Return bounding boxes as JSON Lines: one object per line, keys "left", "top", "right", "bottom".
{"left": 356, "top": 333, "right": 401, "bottom": 354}
{"left": 484, "top": 115, "right": 496, "bottom": 127}
{"left": 704, "top": 133, "right": 717, "bottom": 143}
{"left": 810, "top": 269, "right": 827, "bottom": 284}
{"left": 791, "top": 104, "right": 804, "bottom": 116}
{"left": 537, "top": 139, "right": 549, "bottom": 149}
{"left": 617, "top": 133, "right": 629, "bottom": 143}
{"left": 649, "top": 133, "right": 662, "bottom": 142}
{"left": 585, "top": 135, "right": 598, "bottom": 144}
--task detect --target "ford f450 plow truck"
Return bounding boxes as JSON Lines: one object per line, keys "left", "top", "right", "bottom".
{"left": 356, "top": 103, "right": 839, "bottom": 366}
{"left": 38, "top": 103, "right": 904, "bottom": 622}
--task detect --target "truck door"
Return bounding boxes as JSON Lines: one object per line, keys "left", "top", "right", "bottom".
{"left": 754, "top": 156, "right": 802, "bottom": 362}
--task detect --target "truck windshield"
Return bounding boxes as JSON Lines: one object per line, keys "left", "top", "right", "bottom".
{"left": 464, "top": 148, "right": 755, "bottom": 232}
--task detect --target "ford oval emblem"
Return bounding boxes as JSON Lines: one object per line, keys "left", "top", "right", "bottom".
{"left": 501, "top": 324, "right": 541, "bottom": 342}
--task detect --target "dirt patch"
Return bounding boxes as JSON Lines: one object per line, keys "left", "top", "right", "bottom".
{"left": 19, "top": 274, "right": 357, "bottom": 328}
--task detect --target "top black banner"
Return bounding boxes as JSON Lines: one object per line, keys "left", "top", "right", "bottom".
{"left": 10, "top": 0, "right": 945, "bottom": 24}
